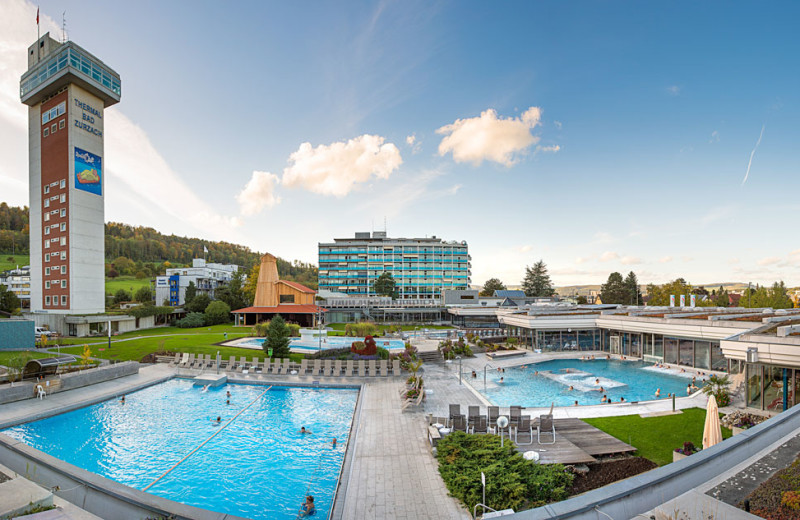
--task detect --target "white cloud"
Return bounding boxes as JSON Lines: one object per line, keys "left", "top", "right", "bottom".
{"left": 406, "top": 133, "right": 421, "bottom": 153}
{"left": 709, "top": 130, "right": 720, "bottom": 143}
{"left": 575, "top": 256, "right": 592, "bottom": 264}
{"left": 355, "top": 168, "right": 455, "bottom": 218}
{"left": 621, "top": 256, "right": 642, "bottom": 265}
{"left": 406, "top": 134, "right": 415, "bottom": 146}
{"left": 666, "top": 85, "right": 681, "bottom": 96}
{"left": 448, "top": 184, "right": 462, "bottom": 195}
{"left": 535, "top": 144, "right": 561, "bottom": 154}
{"left": 599, "top": 251, "right": 619, "bottom": 262}
{"left": 659, "top": 256, "right": 673, "bottom": 263}
{"left": 236, "top": 171, "right": 281, "bottom": 215}
{"left": 519, "top": 245, "right": 533, "bottom": 253}
{"left": 757, "top": 256, "right": 781, "bottom": 266}
{"left": 436, "top": 107, "right": 542, "bottom": 166}
{"left": 282, "top": 134, "right": 402, "bottom": 197}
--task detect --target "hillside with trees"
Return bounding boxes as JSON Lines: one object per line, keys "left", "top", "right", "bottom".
{"left": 0, "top": 203, "right": 318, "bottom": 289}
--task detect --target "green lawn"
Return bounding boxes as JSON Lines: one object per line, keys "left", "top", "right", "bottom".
{"left": 583, "top": 408, "right": 732, "bottom": 466}
{"left": 0, "top": 351, "right": 53, "bottom": 365}
{"left": 105, "top": 276, "right": 152, "bottom": 297}
{"left": 0, "top": 254, "right": 29, "bottom": 272}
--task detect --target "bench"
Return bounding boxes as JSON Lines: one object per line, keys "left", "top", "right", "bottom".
{"left": 427, "top": 425, "right": 441, "bottom": 448}
{"left": 485, "top": 349, "right": 527, "bottom": 360}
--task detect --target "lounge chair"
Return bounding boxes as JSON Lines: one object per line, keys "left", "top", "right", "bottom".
{"left": 312, "top": 359, "right": 322, "bottom": 375}
{"left": 513, "top": 416, "right": 534, "bottom": 445}
{"left": 237, "top": 357, "right": 247, "bottom": 373}
{"left": 178, "top": 353, "right": 190, "bottom": 368}
{"left": 208, "top": 358, "right": 218, "bottom": 372}
{"left": 322, "top": 359, "right": 332, "bottom": 376}
{"left": 278, "top": 359, "right": 288, "bottom": 375}
{"left": 449, "top": 404, "right": 463, "bottom": 428}
{"left": 537, "top": 414, "right": 556, "bottom": 444}
{"left": 488, "top": 406, "right": 499, "bottom": 433}
{"left": 299, "top": 359, "right": 308, "bottom": 374}
{"left": 510, "top": 406, "right": 523, "bottom": 428}
{"left": 227, "top": 356, "right": 236, "bottom": 370}
{"left": 471, "top": 416, "right": 488, "bottom": 434}
{"left": 358, "top": 360, "right": 366, "bottom": 377}
{"left": 263, "top": 358, "right": 273, "bottom": 374}
{"left": 204, "top": 354, "right": 212, "bottom": 369}
{"left": 333, "top": 359, "right": 343, "bottom": 376}
{"left": 391, "top": 359, "right": 401, "bottom": 376}
{"left": 36, "top": 384, "right": 47, "bottom": 399}
{"left": 452, "top": 415, "right": 468, "bottom": 432}
{"left": 467, "top": 406, "right": 482, "bottom": 430}
{"left": 169, "top": 353, "right": 180, "bottom": 366}
{"left": 379, "top": 360, "right": 389, "bottom": 377}
{"left": 368, "top": 360, "right": 377, "bottom": 377}
{"left": 251, "top": 358, "right": 261, "bottom": 374}
{"left": 189, "top": 354, "right": 200, "bottom": 369}
{"left": 345, "top": 360, "right": 355, "bottom": 377}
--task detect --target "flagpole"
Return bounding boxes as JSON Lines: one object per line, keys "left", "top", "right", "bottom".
{"left": 37, "top": 7, "right": 40, "bottom": 62}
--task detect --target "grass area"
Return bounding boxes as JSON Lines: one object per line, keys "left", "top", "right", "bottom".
{"left": 105, "top": 276, "right": 151, "bottom": 297}
{"left": 0, "top": 351, "right": 53, "bottom": 365}
{"left": 583, "top": 408, "right": 732, "bottom": 466}
{"left": 0, "top": 254, "right": 29, "bottom": 272}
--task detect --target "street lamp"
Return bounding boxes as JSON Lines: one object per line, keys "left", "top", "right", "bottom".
{"left": 457, "top": 355, "right": 462, "bottom": 385}
{"left": 497, "top": 416, "right": 509, "bottom": 447}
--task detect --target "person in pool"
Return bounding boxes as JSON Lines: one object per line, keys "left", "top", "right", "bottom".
{"left": 213, "top": 416, "right": 221, "bottom": 425}
{"left": 120, "top": 395, "right": 125, "bottom": 404}
{"left": 601, "top": 395, "right": 608, "bottom": 403}
{"left": 655, "top": 388, "right": 661, "bottom": 397}
{"left": 299, "top": 495, "right": 315, "bottom": 517}
{"left": 499, "top": 377, "right": 504, "bottom": 383}
{"left": 226, "top": 390, "right": 231, "bottom": 398}
{"left": 568, "top": 385, "right": 574, "bottom": 391}
{"left": 300, "top": 426, "right": 313, "bottom": 434}
{"left": 332, "top": 438, "right": 337, "bottom": 448}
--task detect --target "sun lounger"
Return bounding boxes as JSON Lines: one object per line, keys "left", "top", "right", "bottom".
{"left": 537, "top": 414, "right": 556, "bottom": 444}
{"left": 514, "top": 416, "right": 534, "bottom": 445}
{"left": 278, "top": 359, "right": 288, "bottom": 375}
{"left": 467, "top": 406, "right": 483, "bottom": 430}
{"left": 262, "top": 358, "right": 272, "bottom": 374}
{"left": 358, "top": 360, "right": 366, "bottom": 377}
{"left": 227, "top": 356, "right": 236, "bottom": 370}
{"left": 451, "top": 415, "right": 468, "bottom": 432}
{"left": 471, "top": 416, "right": 488, "bottom": 434}
{"left": 449, "top": 404, "right": 464, "bottom": 428}
{"left": 299, "top": 358, "right": 308, "bottom": 374}
{"left": 345, "top": 360, "right": 355, "bottom": 377}
{"left": 333, "top": 359, "right": 342, "bottom": 376}
{"left": 251, "top": 358, "right": 261, "bottom": 374}
{"left": 178, "top": 353, "right": 190, "bottom": 368}
{"left": 204, "top": 354, "right": 212, "bottom": 369}
{"left": 208, "top": 358, "right": 218, "bottom": 371}
{"left": 187, "top": 353, "right": 199, "bottom": 368}
{"left": 323, "top": 359, "right": 333, "bottom": 376}
{"left": 391, "top": 359, "right": 401, "bottom": 376}
{"left": 488, "top": 406, "right": 499, "bottom": 432}
{"left": 312, "top": 359, "right": 322, "bottom": 375}
{"left": 169, "top": 353, "right": 180, "bottom": 366}
{"left": 368, "top": 360, "right": 377, "bottom": 377}
{"left": 510, "top": 406, "right": 522, "bottom": 428}
{"left": 379, "top": 360, "right": 389, "bottom": 377}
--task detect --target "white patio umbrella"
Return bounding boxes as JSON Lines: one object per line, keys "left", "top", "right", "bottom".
{"left": 702, "top": 394, "right": 722, "bottom": 449}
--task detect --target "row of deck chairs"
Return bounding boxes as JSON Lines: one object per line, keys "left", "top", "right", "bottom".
{"left": 170, "top": 353, "right": 402, "bottom": 377}
{"left": 447, "top": 404, "right": 555, "bottom": 445}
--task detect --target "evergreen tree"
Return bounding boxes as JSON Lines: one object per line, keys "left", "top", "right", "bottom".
{"left": 624, "top": 271, "right": 643, "bottom": 305}
{"left": 0, "top": 285, "right": 21, "bottom": 313}
{"left": 184, "top": 281, "right": 197, "bottom": 305}
{"left": 480, "top": 278, "right": 507, "bottom": 296}
{"left": 373, "top": 272, "right": 398, "bottom": 298}
{"left": 645, "top": 278, "right": 693, "bottom": 306}
{"left": 600, "top": 272, "right": 627, "bottom": 304}
{"left": 186, "top": 293, "right": 211, "bottom": 313}
{"left": 521, "top": 260, "right": 554, "bottom": 297}
{"left": 265, "top": 314, "right": 291, "bottom": 359}
{"left": 133, "top": 286, "right": 152, "bottom": 303}
{"left": 216, "top": 270, "right": 248, "bottom": 311}
{"left": 715, "top": 286, "right": 730, "bottom": 307}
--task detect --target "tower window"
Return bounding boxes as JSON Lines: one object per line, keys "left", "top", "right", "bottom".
{"left": 45, "top": 281, "right": 50, "bottom": 289}
{"left": 60, "top": 208, "right": 66, "bottom": 217}
{"left": 44, "top": 199, "right": 49, "bottom": 208}
{"left": 45, "top": 267, "right": 50, "bottom": 276}
{"left": 60, "top": 194, "right": 65, "bottom": 203}
{"left": 44, "top": 227, "right": 50, "bottom": 235}
{"left": 61, "top": 280, "right": 67, "bottom": 289}
{"left": 61, "top": 295, "right": 67, "bottom": 305}
{"left": 44, "top": 213, "right": 50, "bottom": 222}
{"left": 60, "top": 222, "right": 66, "bottom": 231}
{"left": 59, "top": 119, "right": 65, "bottom": 129}
{"left": 45, "top": 296, "right": 51, "bottom": 305}
{"left": 60, "top": 179, "right": 65, "bottom": 188}
{"left": 45, "top": 253, "right": 50, "bottom": 262}
{"left": 60, "top": 237, "right": 66, "bottom": 246}
{"left": 60, "top": 251, "right": 66, "bottom": 260}
{"left": 44, "top": 185, "right": 50, "bottom": 194}
{"left": 61, "top": 265, "right": 66, "bottom": 274}
{"left": 43, "top": 128, "right": 49, "bottom": 137}
{"left": 51, "top": 123, "right": 56, "bottom": 133}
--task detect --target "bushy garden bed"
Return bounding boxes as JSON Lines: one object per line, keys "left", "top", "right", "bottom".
{"left": 438, "top": 338, "right": 473, "bottom": 360}
{"left": 305, "top": 346, "right": 390, "bottom": 360}
{"left": 569, "top": 457, "right": 658, "bottom": 495}
{"left": 436, "top": 431, "right": 573, "bottom": 512}
{"left": 744, "top": 456, "right": 800, "bottom": 519}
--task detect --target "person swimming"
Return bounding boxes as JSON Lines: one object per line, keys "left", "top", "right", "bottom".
{"left": 299, "top": 495, "right": 315, "bottom": 517}
{"left": 226, "top": 390, "right": 231, "bottom": 398}
{"left": 120, "top": 395, "right": 125, "bottom": 404}
{"left": 499, "top": 377, "right": 504, "bottom": 383}
{"left": 332, "top": 438, "right": 337, "bottom": 448}
{"left": 568, "top": 385, "right": 574, "bottom": 391}
{"left": 300, "top": 426, "right": 313, "bottom": 434}
{"left": 226, "top": 399, "right": 231, "bottom": 405}
{"left": 655, "top": 388, "right": 661, "bottom": 397}
{"left": 202, "top": 385, "right": 210, "bottom": 393}
{"left": 601, "top": 395, "right": 608, "bottom": 403}
{"left": 213, "top": 416, "right": 221, "bottom": 425}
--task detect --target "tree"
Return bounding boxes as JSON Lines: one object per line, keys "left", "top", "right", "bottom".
{"left": 242, "top": 264, "right": 259, "bottom": 306}
{"left": 576, "top": 295, "right": 588, "bottom": 305}
{"left": 373, "top": 272, "right": 398, "bottom": 298}
{"left": 217, "top": 270, "right": 248, "bottom": 310}
{"left": 522, "top": 260, "right": 554, "bottom": 297}
{"left": 480, "top": 278, "right": 506, "bottom": 297}
{"left": 715, "top": 286, "right": 730, "bottom": 307}
{"left": 113, "top": 289, "right": 132, "bottom": 305}
{"left": 264, "top": 314, "right": 291, "bottom": 359}
{"left": 644, "top": 278, "right": 693, "bottom": 306}
{"left": 186, "top": 293, "right": 211, "bottom": 313}
{"left": 738, "top": 281, "right": 793, "bottom": 309}
{"left": 133, "top": 286, "right": 152, "bottom": 303}
{"left": 0, "top": 285, "right": 21, "bottom": 313}
{"left": 624, "top": 271, "right": 643, "bottom": 306}
{"left": 184, "top": 281, "right": 197, "bottom": 305}
{"left": 599, "top": 272, "right": 627, "bottom": 304}
{"left": 204, "top": 300, "right": 231, "bottom": 325}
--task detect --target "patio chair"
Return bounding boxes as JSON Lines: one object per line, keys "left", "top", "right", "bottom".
{"left": 324, "top": 359, "right": 333, "bottom": 376}
{"left": 184, "top": 353, "right": 196, "bottom": 368}
{"left": 208, "top": 358, "right": 218, "bottom": 372}
{"left": 251, "top": 358, "right": 261, "bottom": 374}
{"left": 449, "top": 404, "right": 463, "bottom": 428}
{"left": 345, "top": 360, "right": 355, "bottom": 377}
{"left": 358, "top": 360, "right": 366, "bottom": 377}
{"left": 467, "top": 406, "right": 482, "bottom": 430}
{"left": 368, "top": 360, "right": 378, "bottom": 377}
{"left": 452, "top": 415, "right": 468, "bottom": 432}
{"left": 237, "top": 357, "right": 248, "bottom": 373}
{"left": 470, "top": 416, "right": 488, "bottom": 434}
{"left": 169, "top": 353, "right": 181, "bottom": 366}
{"left": 299, "top": 358, "right": 308, "bottom": 374}
{"left": 262, "top": 358, "right": 273, "bottom": 374}
{"left": 227, "top": 356, "right": 237, "bottom": 370}
{"left": 178, "top": 353, "right": 190, "bottom": 368}
{"left": 513, "top": 416, "right": 534, "bottom": 445}
{"left": 333, "top": 359, "right": 343, "bottom": 376}
{"left": 278, "top": 359, "right": 288, "bottom": 375}
{"left": 204, "top": 354, "right": 213, "bottom": 369}
{"left": 537, "top": 414, "right": 556, "bottom": 444}
{"left": 36, "top": 384, "right": 47, "bottom": 400}
{"left": 510, "top": 406, "right": 523, "bottom": 428}
{"left": 312, "top": 359, "right": 323, "bottom": 375}
{"left": 488, "top": 406, "right": 500, "bottom": 433}
{"left": 391, "top": 359, "right": 401, "bottom": 376}
{"left": 379, "top": 360, "right": 389, "bottom": 377}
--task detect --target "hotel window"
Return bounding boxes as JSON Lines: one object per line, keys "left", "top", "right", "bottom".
{"left": 44, "top": 198, "right": 50, "bottom": 208}
{"left": 45, "top": 267, "right": 50, "bottom": 276}
{"left": 60, "top": 179, "right": 65, "bottom": 189}
{"left": 61, "top": 280, "right": 67, "bottom": 289}
{"left": 61, "top": 295, "right": 67, "bottom": 305}
{"left": 44, "top": 185, "right": 50, "bottom": 194}
{"left": 60, "top": 194, "right": 66, "bottom": 203}
{"left": 60, "top": 237, "right": 66, "bottom": 246}
{"left": 45, "top": 281, "right": 50, "bottom": 289}
{"left": 44, "top": 240, "right": 50, "bottom": 249}
{"left": 45, "top": 296, "right": 51, "bottom": 305}
{"left": 51, "top": 123, "right": 56, "bottom": 133}
{"left": 60, "top": 251, "right": 66, "bottom": 260}
{"left": 61, "top": 265, "right": 66, "bottom": 274}
{"left": 60, "top": 208, "right": 66, "bottom": 217}
{"left": 52, "top": 298, "right": 58, "bottom": 307}
{"left": 59, "top": 119, "right": 65, "bottom": 130}
{"left": 60, "top": 222, "right": 66, "bottom": 232}
{"left": 44, "top": 212, "right": 50, "bottom": 222}
{"left": 45, "top": 227, "right": 50, "bottom": 235}
{"left": 43, "top": 127, "right": 49, "bottom": 137}
{"left": 44, "top": 253, "right": 50, "bottom": 262}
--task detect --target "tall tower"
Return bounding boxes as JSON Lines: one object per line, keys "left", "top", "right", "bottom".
{"left": 20, "top": 33, "right": 121, "bottom": 313}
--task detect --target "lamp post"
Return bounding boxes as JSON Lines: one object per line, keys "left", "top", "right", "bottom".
{"left": 457, "top": 355, "right": 462, "bottom": 385}
{"left": 497, "top": 416, "right": 509, "bottom": 447}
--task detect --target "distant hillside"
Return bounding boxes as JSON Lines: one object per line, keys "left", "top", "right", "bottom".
{"left": 0, "top": 203, "right": 318, "bottom": 289}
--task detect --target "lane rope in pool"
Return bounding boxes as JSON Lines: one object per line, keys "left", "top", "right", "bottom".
{"left": 142, "top": 385, "right": 273, "bottom": 491}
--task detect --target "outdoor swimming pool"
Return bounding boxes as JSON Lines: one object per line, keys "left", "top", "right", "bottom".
{"left": 239, "top": 335, "right": 407, "bottom": 352}
{"left": 2, "top": 379, "right": 358, "bottom": 519}
{"left": 472, "top": 359, "right": 705, "bottom": 407}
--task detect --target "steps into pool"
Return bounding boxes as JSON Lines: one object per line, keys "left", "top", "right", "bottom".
{"left": 0, "top": 473, "right": 53, "bottom": 518}
{"left": 192, "top": 374, "right": 228, "bottom": 387}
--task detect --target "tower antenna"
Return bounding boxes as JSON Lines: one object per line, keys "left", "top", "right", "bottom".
{"left": 61, "top": 11, "right": 67, "bottom": 43}
{"left": 383, "top": 216, "right": 387, "bottom": 234}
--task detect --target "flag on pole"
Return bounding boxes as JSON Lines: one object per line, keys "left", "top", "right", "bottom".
{"left": 203, "top": 245, "right": 208, "bottom": 253}
{"left": 37, "top": 8, "right": 39, "bottom": 25}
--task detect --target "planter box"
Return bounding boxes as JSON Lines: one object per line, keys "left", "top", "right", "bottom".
{"left": 732, "top": 426, "right": 747, "bottom": 435}
{"left": 673, "top": 451, "right": 689, "bottom": 462}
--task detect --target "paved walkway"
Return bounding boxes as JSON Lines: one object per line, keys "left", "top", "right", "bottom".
{"left": 340, "top": 378, "right": 469, "bottom": 519}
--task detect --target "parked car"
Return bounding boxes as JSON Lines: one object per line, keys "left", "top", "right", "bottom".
{"left": 35, "top": 326, "right": 56, "bottom": 338}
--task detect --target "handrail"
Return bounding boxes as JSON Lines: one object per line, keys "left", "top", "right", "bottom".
{"left": 475, "top": 503, "right": 499, "bottom": 519}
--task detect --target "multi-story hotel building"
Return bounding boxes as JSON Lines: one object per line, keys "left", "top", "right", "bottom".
{"left": 318, "top": 231, "right": 470, "bottom": 300}
{"left": 20, "top": 33, "right": 121, "bottom": 313}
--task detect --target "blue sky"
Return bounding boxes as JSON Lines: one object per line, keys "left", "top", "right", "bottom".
{"left": 1, "top": 0, "right": 799, "bottom": 287}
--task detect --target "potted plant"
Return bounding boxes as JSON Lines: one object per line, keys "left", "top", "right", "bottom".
{"left": 673, "top": 441, "right": 699, "bottom": 462}
{"left": 731, "top": 415, "right": 757, "bottom": 435}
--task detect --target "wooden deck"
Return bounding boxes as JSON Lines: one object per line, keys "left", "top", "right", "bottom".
{"left": 513, "top": 417, "right": 636, "bottom": 464}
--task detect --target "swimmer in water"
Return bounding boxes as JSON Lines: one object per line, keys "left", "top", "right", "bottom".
{"left": 226, "top": 390, "right": 231, "bottom": 398}
{"left": 300, "top": 426, "right": 313, "bottom": 434}
{"left": 655, "top": 388, "right": 661, "bottom": 397}
{"left": 568, "top": 385, "right": 574, "bottom": 391}
{"left": 213, "top": 416, "right": 221, "bottom": 425}
{"left": 499, "top": 377, "right": 504, "bottom": 383}
{"left": 120, "top": 395, "right": 125, "bottom": 404}
{"left": 332, "top": 438, "right": 337, "bottom": 448}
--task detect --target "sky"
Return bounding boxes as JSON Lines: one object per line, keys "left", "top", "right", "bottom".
{"left": 1, "top": 0, "right": 799, "bottom": 288}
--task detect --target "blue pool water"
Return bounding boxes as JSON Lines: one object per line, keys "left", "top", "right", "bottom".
{"left": 473, "top": 359, "right": 704, "bottom": 407}
{"left": 240, "top": 336, "right": 406, "bottom": 352}
{"left": 3, "top": 379, "right": 358, "bottom": 519}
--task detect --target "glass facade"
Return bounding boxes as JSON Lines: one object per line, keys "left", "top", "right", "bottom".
{"left": 20, "top": 44, "right": 121, "bottom": 99}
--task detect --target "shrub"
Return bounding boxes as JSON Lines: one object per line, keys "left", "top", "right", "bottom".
{"left": 204, "top": 301, "right": 231, "bottom": 325}
{"left": 176, "top": 312, "right": 206, "bottom": 328}
{"left": 507, "top": 337, "right": 519, "bottom": 346}
{"left": 675, "top": 441, "right": 698, "bottom": 455}
{"left": 436, "top": 432, "right": 572, "bottom": 512}
{"left": 252, "top": 321, "right": 270, "bottom": 337}
{"left": 702, "top": 374, "right": 732, "bottom": 407}
{"left": 781, "top": 491, "right": 800, "bottom": 511}
{"left": 287, "top": 323, "right": 301, "bottom": 337}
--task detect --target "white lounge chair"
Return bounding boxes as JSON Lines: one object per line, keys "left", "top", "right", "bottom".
{"left": 333, "top": 359, "right": 342, "bottom": 376}
{"left": 178, "top": 353, "right": 190, "bottom": 368}
{"left": 391, "top": 359, "right": 401, "bottom": 376}
{"left": 312, "top": 359, "right": 322, "bottom": 375}
{"left": 323, "top": 359, "right": 333, "bottom": 376}
{"left": 278, "top": 359, "right": 288, "bottom": 375}
{"left": 299, "top": 358, "right": 308, "bottom": 374}
{"left": 379, "top": 360, "right": 389, "bottom": 377}
{"left": 368, "top": 360, "right": 378, "bottom": 377}
{"left": 344, "top": 360, "right": 354, "bottom": 377}
{"left": 358, "top": 360, "right": 367, "bottom": 377}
